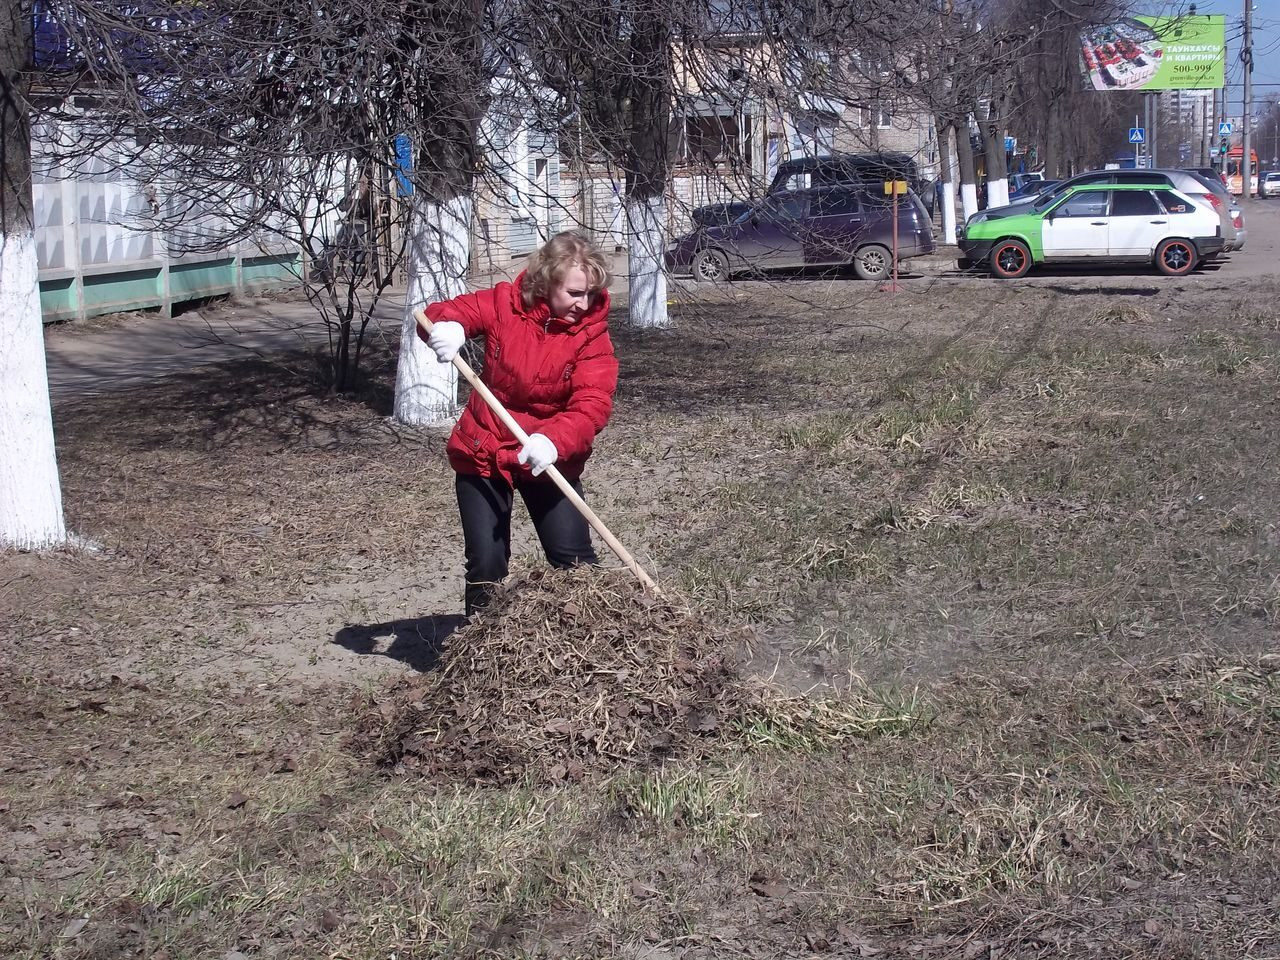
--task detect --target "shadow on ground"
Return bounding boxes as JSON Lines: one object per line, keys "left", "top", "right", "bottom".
{"left": 333, "top": 615, "right": 465, "bottom": 671}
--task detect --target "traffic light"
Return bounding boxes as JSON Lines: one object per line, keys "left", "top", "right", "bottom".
{"left": 1220, "top": 139, "right": 1229, "bottom": 155}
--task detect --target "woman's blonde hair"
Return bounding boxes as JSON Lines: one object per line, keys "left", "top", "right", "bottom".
{"left": 521, "top": 231, "right": 611, "bottom": 310}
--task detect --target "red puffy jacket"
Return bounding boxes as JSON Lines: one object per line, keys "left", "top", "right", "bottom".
{"left": 422, "top": 272, "right": 618, "bottom": 485}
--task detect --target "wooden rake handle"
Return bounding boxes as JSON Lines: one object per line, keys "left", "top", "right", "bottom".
{"left": 414, "top": 308, "right": 661, "bottom": 595}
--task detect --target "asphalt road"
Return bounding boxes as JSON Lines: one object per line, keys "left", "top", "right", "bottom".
{"left": 44, "top": 198, "right": 1280, "bottom": 400}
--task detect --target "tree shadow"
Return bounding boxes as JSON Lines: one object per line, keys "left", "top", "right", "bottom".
{"left": 332, "top": 615, "right": 465, "bottom": 672}
{"left": 1039, "top": 284, "right": 1164, "bottom": 297}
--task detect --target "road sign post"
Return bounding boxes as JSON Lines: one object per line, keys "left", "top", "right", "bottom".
{"left": 1130, "top": 124, "right": 1145, "bottom": 168}
{"left": 883, "top": 180, "right": 908, "bottom": 293}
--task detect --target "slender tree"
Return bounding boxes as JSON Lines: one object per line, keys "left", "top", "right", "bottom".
{"left": 1, "top": 0, "right": 66, "bottom": 549}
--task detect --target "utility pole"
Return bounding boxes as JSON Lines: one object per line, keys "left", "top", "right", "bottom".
{"left": 1241, "top": 0, "right": 1253, "bottom": 202}
{"left": 1151, "top": 92, "right": 1159, "bottom": 167}
{"left": 1210, "top": 88, "right": 1218, "bottom": 167}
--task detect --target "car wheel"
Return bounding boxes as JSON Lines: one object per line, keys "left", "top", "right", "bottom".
{"left": 990, "top": 239, "right": 1032, "bottom": 279}
{"left": 853, "top": 244, "right": 891, "bottom": 281}
{"left": 1155, "top": 237, "right": 1197, "bottom": 276}
{"left": 691, "top": 248, "right": 729, "bottom": 283}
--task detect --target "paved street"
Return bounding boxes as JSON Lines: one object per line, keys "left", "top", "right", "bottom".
{"left": 43, "top": 199, "right": 1280, "bottom": 401}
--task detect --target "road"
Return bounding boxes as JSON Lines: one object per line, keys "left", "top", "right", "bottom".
{"left": 44, "top": 289, "right": 408, "bottom": 400}
{"left": 44, "top": 199, "right": 1280, "bottom": 400}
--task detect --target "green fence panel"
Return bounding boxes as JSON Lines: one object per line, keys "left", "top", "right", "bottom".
{"left": 81, "top": 267, "right": 165, "bottom": 319}
{"left": 168, "top": 258, "right": 237, "bottom": 300}
{"left": 39, "top": 277, "right": 79, "bottom": 322}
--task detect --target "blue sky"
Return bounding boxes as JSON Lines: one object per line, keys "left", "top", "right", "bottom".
{"left": 1183, "top": 4, "right": 1280, "bottom": 107}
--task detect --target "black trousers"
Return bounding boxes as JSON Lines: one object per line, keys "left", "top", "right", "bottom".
{"left": 455, "top": 472, "right": 597, "bottom": 615}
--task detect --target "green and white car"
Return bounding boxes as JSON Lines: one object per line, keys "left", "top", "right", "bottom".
{"left": 958, "top": 184, "right": 1224, "bottom": 278}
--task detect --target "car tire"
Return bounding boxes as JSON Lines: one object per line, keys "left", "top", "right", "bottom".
{"left": 853, "top": 244, "right": 892, "bottom": 281}
{"left": 1155, "top": 237, "right": 1197, "bottom": 276}
{"left": 990, "top": 239, "right": 1032, "bottom": 279}
{"left": 691, "top": 248, "right": 730, "bottom": 283}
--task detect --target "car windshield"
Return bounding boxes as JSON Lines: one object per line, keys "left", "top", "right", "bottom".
{"left": 1033, "top": 188, "right": 1066, "bottom": 210}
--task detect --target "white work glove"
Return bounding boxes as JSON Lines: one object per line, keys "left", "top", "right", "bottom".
{"left": 427, "top": 320, "right": 465, "bottom": 364}
{"left": 517, "top": 433, "right": 558, "bottom": 477}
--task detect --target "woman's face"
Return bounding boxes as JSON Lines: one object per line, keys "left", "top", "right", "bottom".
{"left": 547, "top": 265, "right": 592, "bottom": 322}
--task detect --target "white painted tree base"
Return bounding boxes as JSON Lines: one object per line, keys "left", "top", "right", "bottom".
{"left": 942, "top": 181, "right": 958, "bottom": 245}
{"left": 988, "top": 178, "right": 1010, "bottom": 209}
{"left": 393, "top": 196, "right": 471, "bottom": 426}
{"left": 961, "top": 183, "right": 979, "bottom": 221}
{"left": 626, "top": 196, "right": 669, "bottom": 329}
{"left": 0, "top": 231, "right": 66, "bottom": 549}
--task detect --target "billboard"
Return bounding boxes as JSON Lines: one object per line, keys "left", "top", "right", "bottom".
{"left": 1080, "top": 15, "right": 1225, "bottom": 91}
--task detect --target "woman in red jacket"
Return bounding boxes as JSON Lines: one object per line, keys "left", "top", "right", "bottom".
{"left": 418, "top": 231, "right": 619, "bottom": 616}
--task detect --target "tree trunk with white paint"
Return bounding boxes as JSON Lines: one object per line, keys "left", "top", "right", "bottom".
{"left": 944, "top": 180, "right": 959, "bottom": 245}
{"left": 977, "top": 99, "right": 1010, "bottom": 209}
{"left": 390, "top": 0, "right": 486, "bottom": 425}
{"left": 1, "top": 1, "right": 66, "bottom": 549}
{"left": 626, "top": 195, "right": 668, "bottom": 329}
{"left": 937, "top": 121, "right": 958, "bottom": 245}
{"left": 623, "top": 15, "right": 673, "bottom": 329}
{"left": 955, "top": 118, "right": 979, "bottom": 221}
{"left": 393, "top": 195, "right": 471, "bottom": 425}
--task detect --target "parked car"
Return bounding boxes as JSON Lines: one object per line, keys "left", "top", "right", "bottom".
{"left": 667, "top": 184, "right": 936, "bottom": 282}
{"left": 1182, "top": 171, "right": 1244, "bottom": 252}
{"left": 966, "top": 168, "right": 1236, "bottom": 253}
{"left": 1008, "top": 172, "right": 1047, "bottom": 195}
{"left": 1229, "top": 204, "right": 1246, "bottom": 250}
{"left": 691, "top": 201, "right": 754, "bottom": 228}
{"left": 767, "top": 152, "right": 934, "bottom": 214}
{"left": 1185, "top": 166, "right": 1228, "bottom": 189}
{"left": 1182, "top": 170, "right": 1244, "bottom": 253}
{"left": 1009, "top": 178, "right": 1059, "bottom": 201}
{"left": 957, "top": 183, "right": 1223, "bottom": 278}
{"left": 1261, "top": 171, "right": 1280, "bottom": 198}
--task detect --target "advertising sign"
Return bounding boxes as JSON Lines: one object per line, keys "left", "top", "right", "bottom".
{"left": 1080, "top": 15, "right": 1225, "bottom": 91}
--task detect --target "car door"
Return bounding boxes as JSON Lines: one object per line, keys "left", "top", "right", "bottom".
{"left": 730, "top": 192, "right": 809, "bottom": 270}
{"left": 1040, "top": 189, "right": 1111, "bottom": 258}
{"left": 804, "top": 188, "right": 862, "bottom": 265}
{"left": 1107, "top": 189, "right": 1165, "bottom": 256}
{"left": 1152, "top": 189, "right": 1219, "bottom": 238}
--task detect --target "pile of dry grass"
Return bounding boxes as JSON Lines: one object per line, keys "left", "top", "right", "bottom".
{"left": 356, "top": 567, "right": 761, "bottom": 784}
{"left": 1086, "top": 303, "right": 1154, "bottom": 325}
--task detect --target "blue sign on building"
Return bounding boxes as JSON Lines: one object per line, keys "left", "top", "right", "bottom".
{"left": 394, "top": 134, "right": 414, "bottom": 197}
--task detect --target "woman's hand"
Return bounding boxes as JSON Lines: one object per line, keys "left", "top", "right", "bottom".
{"left": 427, "top": 320, "right": 465, "bottom": 363}
{"left": 517, "top": 434, "right": 558, "bottom": 476}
